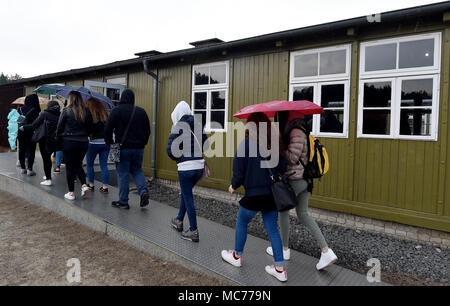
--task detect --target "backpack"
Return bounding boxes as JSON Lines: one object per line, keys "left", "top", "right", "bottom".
{"left": 298, "top": 128, "right": 329, "bottom": 179}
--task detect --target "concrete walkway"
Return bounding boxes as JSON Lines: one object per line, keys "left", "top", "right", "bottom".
{"left": 0, "top": 152, "right": 386, "bottom": 286}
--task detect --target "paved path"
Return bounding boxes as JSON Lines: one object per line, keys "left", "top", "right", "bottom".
{"left": 0, "top": 152, "right": 385, "bottom": 286}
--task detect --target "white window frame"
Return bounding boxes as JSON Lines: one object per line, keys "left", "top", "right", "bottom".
{"left": 360, "top": 32, "right": 441, "bottom": 78}
{"left": 358, "top": 32, "right": 441, "bottom": 141}
{"left": 192, "top": 61, "right": 229, "bottom": 133}
{"left": 358, "top": 78, "right": 396, "bottom": 139}
{"left": 289, "top": 44, "right": 351, "bottom": 138}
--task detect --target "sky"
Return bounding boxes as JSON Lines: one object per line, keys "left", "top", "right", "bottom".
{"left": 0, "top": 0, "right": 445, "bottom": 78}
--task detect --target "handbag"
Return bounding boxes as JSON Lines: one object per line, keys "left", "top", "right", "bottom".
{"left": 31, "top": 119, "right": 48, "bottom": 143}
{"left": 109, "top": 106, "right": 136, "bottom": 163}
{"left": 267, "top": 168, "right": 297, "bottom": 212}
{"left": 190, "top": 130, "right": 210, "bottom": 180}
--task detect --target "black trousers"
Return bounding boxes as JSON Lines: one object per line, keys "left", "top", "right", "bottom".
{"left": 39, "top": 139, "right": 52, "bottom": 180}
{"left": 63, "top": 140, "right": 88, "bottom": 192}
{"left": 18, "top": 133, "right": 36, "bottom": 170}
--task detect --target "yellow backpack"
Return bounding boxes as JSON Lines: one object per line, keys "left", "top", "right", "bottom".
{"left": 299, "top": 129, "right": 329, "bottom": 179}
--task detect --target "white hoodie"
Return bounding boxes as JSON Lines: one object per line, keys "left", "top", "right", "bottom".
{"left": 170, "top": 101, "right": 205, "bottom": 171}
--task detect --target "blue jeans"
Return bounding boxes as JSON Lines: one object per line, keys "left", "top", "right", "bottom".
{"left": 115, "top": 148, "right": 148, "bottom": 205}
{"left": 55, "top": 151, "right": 63, "bottom": 166}
{"left": 235, "top": 206, "right": 284, "bottom": 267}
{"left": 177, "top": 169, "right": 203, "bottom": 231}
{"left": 86, "top": 143, "right": 110, "bottom": 185}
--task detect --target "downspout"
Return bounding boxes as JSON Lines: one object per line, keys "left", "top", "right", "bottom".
{"left": 143, "top": 59, "right": 158, "bottom": 181}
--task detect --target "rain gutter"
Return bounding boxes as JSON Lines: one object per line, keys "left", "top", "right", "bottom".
{"left": 143, "top": 59, "right": 158, "bottom": 181}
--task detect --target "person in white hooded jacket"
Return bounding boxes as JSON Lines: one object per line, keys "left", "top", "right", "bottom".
{"left": 167, "top": 101, "right": 208, "bottom": 242}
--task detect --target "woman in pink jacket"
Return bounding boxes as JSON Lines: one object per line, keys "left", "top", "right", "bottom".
{"left": 266, "top": 111, "right": 338, "bottom": 271}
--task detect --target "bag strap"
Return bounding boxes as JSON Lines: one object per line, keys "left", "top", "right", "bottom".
{"left": 120, "top": 106, "right": 136, "bottom": 147}
{"left": 190, "top": 130, "right": 204, "bottom": 158}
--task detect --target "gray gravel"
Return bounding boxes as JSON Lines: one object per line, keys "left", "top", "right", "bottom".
{"left": 146, "top": 182, "right": 450, "bottom": 286}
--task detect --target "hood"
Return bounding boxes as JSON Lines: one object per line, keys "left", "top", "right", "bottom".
{"left": 24, "top": 94, "right": 40, "bottom": 111}
{"left": 46, "top": 104, "right": 61, "bottom": 116}
{"left": 171, "top": 101, "right": 192, "bottom": 125}
{"left": 119, "top": 89, "right": 135, "bottom": 105}
{"left": 8, "top": 109, "right": 19, "bottom": 120}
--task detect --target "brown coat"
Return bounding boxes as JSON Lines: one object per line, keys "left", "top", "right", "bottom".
{"left": 283, "top": 128, "right": 308, "bottom": 180}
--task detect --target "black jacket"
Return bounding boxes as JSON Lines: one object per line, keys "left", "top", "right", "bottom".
{"left": 166, "top": 114, "right": 208, "bottom": 164}
{"left": 23, "top": 104, "right": 60, "bottom": 137}
{"left": 231, "top": 139, "right": 286, "bottom": 197}
{"left": 104, "top": 89, "right": 151, "bottom": 149}
{"left": 18, "top": 94, "right": 41, "bottom": 138}
{"left": 56, "top": 107, "right": 94, "bottom": 143}
{"left": 90, "top": 121, "right": 106, "bottom": 141}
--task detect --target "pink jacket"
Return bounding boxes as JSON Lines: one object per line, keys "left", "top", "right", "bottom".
{"left": 283, "top": 128, "right": 308, "bottom": 180}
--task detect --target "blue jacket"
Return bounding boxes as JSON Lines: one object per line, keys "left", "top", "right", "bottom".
{"left": 231, "top": 139, "right": 286, "bottom": 197}
{"left": 7, "top": 109, "right": 20, "bottom": 150}
{"left": 166, "top": 114, "right": 208, "bottom": 164}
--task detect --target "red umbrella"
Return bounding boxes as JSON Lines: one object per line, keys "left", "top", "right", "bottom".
{"left": 233, "top": 100, "right": 323, "bottom": 119}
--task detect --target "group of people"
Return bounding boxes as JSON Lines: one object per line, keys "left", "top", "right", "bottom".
{"left": 8, "top": 92, "right": 338, "bottom": 283}
{"left": 167, "top": 101, "right": 337, "bottom": 283}
{"left": 10, "top": 89, "right": 151, "bottom": 209}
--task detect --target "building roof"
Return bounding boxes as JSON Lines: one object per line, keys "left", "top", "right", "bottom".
{"left": 5, "top": 1, "right": 450, "bottom": 87}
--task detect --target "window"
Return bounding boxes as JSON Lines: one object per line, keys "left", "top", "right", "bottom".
{"left": 289, "top": 44, "right": 351, "bottom": 138}
{"left": 358, "top": 33, "right": 441, "bottom": 140}
{"left": 192, "top": 61, "right": 229, "bottom": 132}
{"left": 85, "top": 76, "right": 126, "bottom": 106}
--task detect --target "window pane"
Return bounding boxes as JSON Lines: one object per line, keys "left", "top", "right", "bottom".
{"left": 399, "top": 39, "right": 434, "bottom": 69}
{"left": 210, "top": 65, "right": 226, "bottom": 84}
{"left": 363, "top": 110, "right": 391, "bottom": 135}
{"left": 320, "top": 110, "right": 344, "bottom": 133}
{"left": 401, "top": 79, "right": 433, "bottom": 107}
{"left": 294, "top": 53, "right": 318, "bottom": 77}
{"left": 194, "top": 67, "right": 209, "bottom": 85}
{"left": 106, "top": 76, "right": 126, "bottom": 85}
{"left": 365, "top": 43, "right": 397, "bottom": 72}
{"left": 363, "top": 82, "right": 392, "bottom": 107}
{"left": 106, "top": 88, "right": 121, "bottom": 105}
{"left": 210, "top": 111, "right": 225, "bottom": 130}
{"left": 293, "top": 86, "right": 314, "bottom": 102}
{"left": 211, "top": 91, "right": 226, "bottom": 109}
{"left": 321, "top": 84, "right": 344, "bottom": 108}
{"left": 400, "top": 109, "right": 432, "bottom": 136}
{"left": 194, "top": 110, "right": 207, "bottom": 127}
{"left": 320, "top": 50, "right": 346, "bottom": 75}
{"left": 194, "top": 92, "right": 207, "bottom": 109}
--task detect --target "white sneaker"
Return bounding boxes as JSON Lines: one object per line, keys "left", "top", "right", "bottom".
{"left": 316, "top": 248, "right": 338, "bottom": 271}
{"left": 266, "top": 246, "right": 290, "bottom": 261}
{"left": 221, "top": 250, "right": 242, "bottom": 267}
{"left": 81, "top": 186, "right": 90, "bottom": 197}
{"left": 40, "top": 180, "right": 52, "bottom": 186}
{"left": 64, "top": 192, "right": 75, "bottom": 201}
{"left": 265, "top": 265, "right": 287, "bottom": 282}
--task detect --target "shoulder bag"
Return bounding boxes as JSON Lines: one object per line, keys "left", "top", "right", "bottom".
{"left": 266, "top": 167, "right": 297, "bottom": 212}
{"left": 109, "top": 106, "right": 136, "bottom": 163}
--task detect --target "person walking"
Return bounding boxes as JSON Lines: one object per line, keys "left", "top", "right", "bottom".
{"left": 266, "top": 110, "right": 338, "bottom": 271}
{"left": 167, "top": 101, "right": 208, "bottom": 243}
{"left": 17, "top": 94, "right": 41, "bottom": 176}
{"left": 221, "top": 112, "right": 288, "bottom": 282}
{"left": 20, "top": 100, "right": 60, "bottom": 186}
{"left": 85, "top": 98, "right": 110, "bottom": 194}
{"left": 105, "top": 89, "right": 151, "bottom": 209}
{"left": 56, "top": 91, "right": 93, "bottom": 201}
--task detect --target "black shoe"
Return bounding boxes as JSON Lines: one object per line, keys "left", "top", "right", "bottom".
{"left": 111, "top": 201, "right": 130, "bottom": 210}
{"left": 140, "top": 192, "right": 149, "bottom": 207}
{"left": 171, "top": 218, "right": 183, "bottom": 232}
{"left": 181, "top": 229, "right": 199, "bottom": 242}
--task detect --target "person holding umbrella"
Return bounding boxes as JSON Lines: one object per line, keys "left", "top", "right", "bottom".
{"left": 266, "top": 110, "right": 338, "bottom": 271}
{"left": 56, "top": 91, "right": 93, "bottom": 200}
{"left": 221, "top": 112, "right": 287, "bottom": 282}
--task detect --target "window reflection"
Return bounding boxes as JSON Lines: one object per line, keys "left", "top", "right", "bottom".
{"left": 401, "top": 79, "right": 433, "bottom": 107}
{"left": 399, "top": 39, "right": 434, "bottom": 69}
{"left": 365, "top": 43, "right": 397, "bottom": 72}
{"left": 294, "top": 54, "right": 318, "bottom": 77}
{"left": 363, "top": 82, "right": 392, "bottom": 107}
{"left": 320, "top": 50, "right": 346, "bottom": 75}
{"left": 363, "top": 110, "right": 391, "bottom": 135}
{"left": 400, "top": 109, "right": 432, "bottom": 136}
{"left": 195, "top": 67, "right": 209, "bottom": 85}
{"left": 211, "top": 91, "right": 225, "bottom": 109}
{"left": 210, "top": 65, "right": 226, "bottom": 84}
